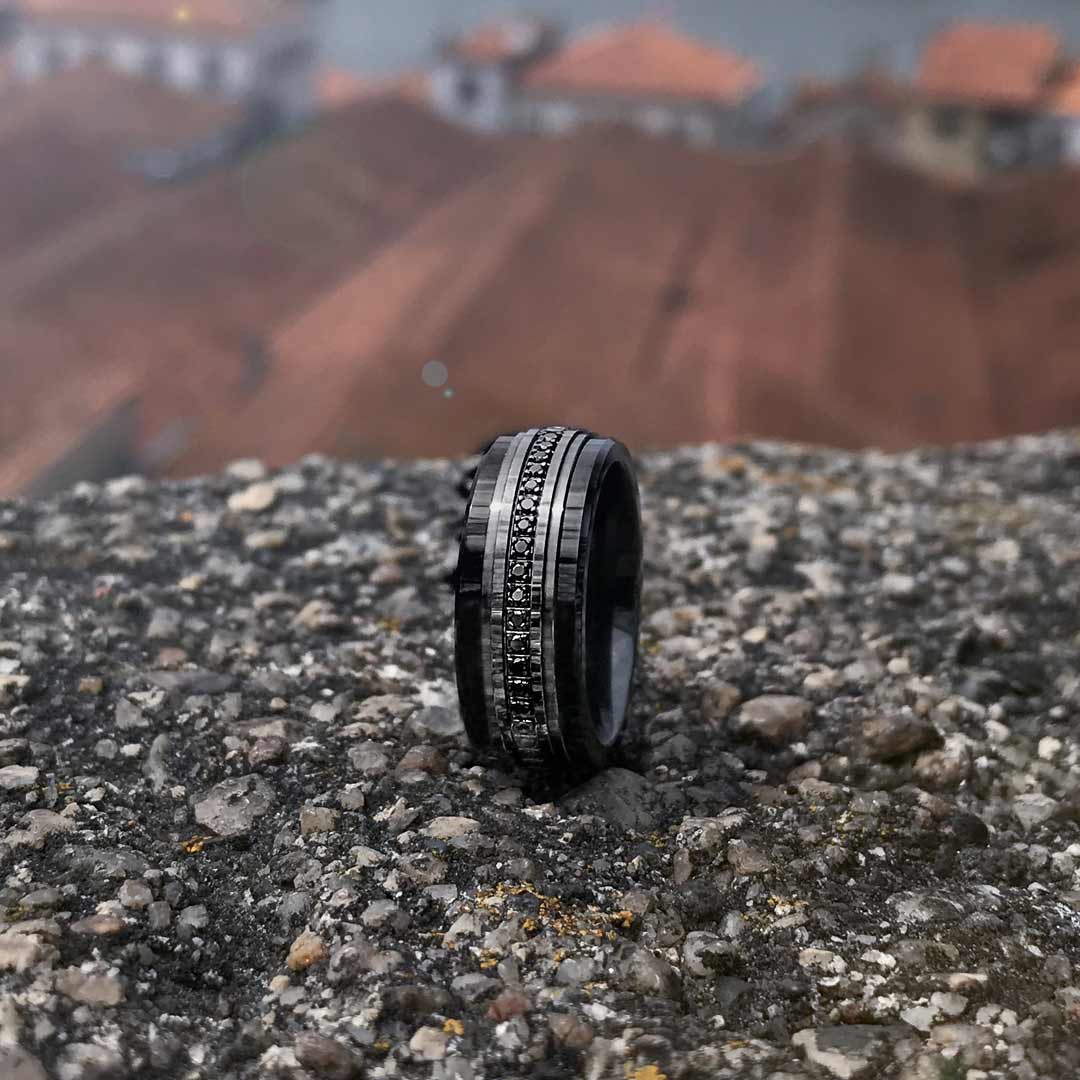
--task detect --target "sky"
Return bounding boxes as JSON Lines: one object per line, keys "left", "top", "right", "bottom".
{"left": 321, "top": 0, "right": 1080, "bottom": 88}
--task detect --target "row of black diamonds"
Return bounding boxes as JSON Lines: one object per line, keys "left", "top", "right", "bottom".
{"left": 501, "top": 427, "right": 563, "bottom": 758}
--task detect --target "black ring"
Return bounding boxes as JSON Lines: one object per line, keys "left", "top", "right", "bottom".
{"left": 453, "top": 425, "right": 643, "bottom": 779}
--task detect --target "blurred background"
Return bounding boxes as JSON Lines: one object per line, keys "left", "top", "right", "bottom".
{"left": 3, "top": 0, "right": 1080, "bottom": 498}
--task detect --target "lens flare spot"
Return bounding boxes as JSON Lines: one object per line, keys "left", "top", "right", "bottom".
{"left": 422, "top": 360, "right": 449, "bottom": 388}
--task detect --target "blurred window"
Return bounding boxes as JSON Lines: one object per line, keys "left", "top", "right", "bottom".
{"left": 987, "top": 109, "right": 1026, "bottom": 133}
{"left": 541, "top": 101, "right": 578, "bottom": 134}
{"left": 202, "top": 51, "right": 223, "bottom": 92}
{"left": 223, "top": 48, "right": 255, "bottom": 94}
{"left": 44, "top": 40, "right": 64, "bottom": 74}
{"left": 263, "top": 39, "right": 316, "bottom": 80}
{"left": 457, "top": 73, "right": 479, "bottom": 106}
{"left": 685, "top": 112, "right": 715, "bottom": 146}
{"left": 639, "top": 105, "right": 676, "bottom": 136}
{"left": 109, "top": 34, "right": 148, "bottom": 76}
{"left": 61, "top": 33, "right": 91, "bottom": 66}
{"left": 145, "top": 49, "right": 165, "bottom": 80}
{"left": 985, "top": 110, "right": 1030, "bottom": 169}
{"left": 932, "top": 105, "right": 963, "bottom": 139}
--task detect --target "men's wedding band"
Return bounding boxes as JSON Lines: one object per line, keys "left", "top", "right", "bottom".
{"left": 453, "top": 425, "right": 644, "bottom": 778}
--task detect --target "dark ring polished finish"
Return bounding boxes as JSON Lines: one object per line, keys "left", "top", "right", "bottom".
{"left": 453, "top": 425, "right": 643, "bottom": 778}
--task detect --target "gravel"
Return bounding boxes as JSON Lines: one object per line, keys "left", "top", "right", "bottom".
{"left": 727, "top": 693, "right": 812, "bottom": 745}
{"left": 1, "top": 431, "right": 1079, "bottom": 1078}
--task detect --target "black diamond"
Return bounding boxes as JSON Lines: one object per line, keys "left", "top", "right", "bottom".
{"left": 507, "top": 632, "right": 529, "bottom": 654}
{"left": 508, "top": 655, "right": 529, "bottom": 676}
{"left": 506, "top": 609, "right": 529, "bottom": 630}
{"left": 507, "top": 678, "right": 530, "bottom": 703}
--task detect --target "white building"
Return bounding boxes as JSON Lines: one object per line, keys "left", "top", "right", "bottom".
{"left": 429, "top": 15, "right": 557, "bottom": 134}
{"left": 431, "top": 20, "right": 765, "bottom": 149}
{"left": 11, "top": 0, "right": 320, "bottom": 126}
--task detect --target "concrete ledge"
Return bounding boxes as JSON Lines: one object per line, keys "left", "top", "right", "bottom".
{"left": 1, "top": 432, "right": 1079, "bottom": 1078}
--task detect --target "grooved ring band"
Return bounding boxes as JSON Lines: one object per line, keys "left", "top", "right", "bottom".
{"left": 453, "top": 426, "right": 644, "bottom": 777}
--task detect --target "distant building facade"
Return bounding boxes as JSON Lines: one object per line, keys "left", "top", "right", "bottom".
{"left": 894, "top": 23, "right": 1064, "bottom": 181}
{"left": 782, "top": 22, "right": 1080, "bottom": 182}
{"left": 430, "top": 19, "right": 765, "bottom": 148}
{"left": 11, "top": 0, "right": 320, "bottom": 126}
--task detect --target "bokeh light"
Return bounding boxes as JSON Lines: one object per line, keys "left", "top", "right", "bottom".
{"left": 422, "top": 361, "right": 449, "bottom": 388}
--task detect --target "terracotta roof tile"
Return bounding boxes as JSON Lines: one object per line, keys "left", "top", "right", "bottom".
{"left": 0, "top": 61, "right": 244, "bottom": 263}
{"left": 825, "top": 148, "right": 997, "bottom": 443}
{"left": 368, "top": 69, "right": 431, "bottom": 108}
{"left": 176, "top": 122, "right": 1080, "bottom": 468}
{"left": 952, "top": 166, "right": 1080, "bottom": 435}
{"left": 9, "top": 100, "right": 1080, "bottom": 491}
{"left": 172, "top": 130, "right": 1046, "bottom": 470}
{"left": 0, "top": 346, "right": 139, "bottom": 496}
{"left": 916, "top": 21, "right": 1063, "bottom": 108}
{"left": 315, "top": 66, "right": 370, "bottom": 110}
{"left": 0, "top": 98, "right": 504, "bottom": 493}
{"left": 172, "top": 140, "right": 575, "bottom": 469}
{"left": 523, "top": 21, "right": 761, "bottom": 104}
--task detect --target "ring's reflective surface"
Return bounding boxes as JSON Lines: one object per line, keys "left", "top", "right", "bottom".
{"left": 453, "top": 425, "right": 643, "bottom": 778}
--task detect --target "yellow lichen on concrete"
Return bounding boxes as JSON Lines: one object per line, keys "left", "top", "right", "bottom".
{"left": 625, "top": 1065, "right": 667, "bottom": 1080}
{"left": 472, "top": 881, "right": 636, "bottom": 943}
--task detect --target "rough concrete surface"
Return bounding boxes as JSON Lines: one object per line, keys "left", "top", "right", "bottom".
{"left": 1, "top": 433, "right": 1079, "bottom": 1079}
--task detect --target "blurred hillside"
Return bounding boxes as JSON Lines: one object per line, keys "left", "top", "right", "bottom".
{"left": 3, "top": 6, "right": 1080, "bottom": 495}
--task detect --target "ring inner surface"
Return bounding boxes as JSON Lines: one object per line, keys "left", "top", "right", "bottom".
{"left": 584, "top": 459, "right": 640, "bottom": 746}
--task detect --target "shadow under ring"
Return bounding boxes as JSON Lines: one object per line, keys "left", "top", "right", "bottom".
{"left": 453, "top": 425, "right": 643, "bottom": 779}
